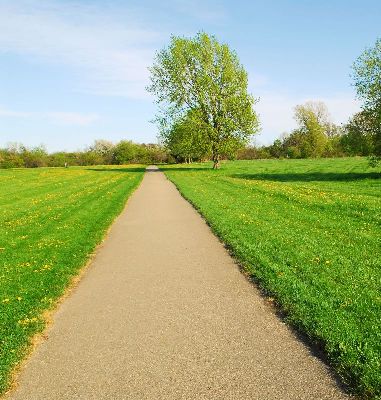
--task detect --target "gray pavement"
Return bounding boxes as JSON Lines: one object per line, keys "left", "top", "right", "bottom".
{"left": 5, "top": 167, "right": 350, "bottom": 399}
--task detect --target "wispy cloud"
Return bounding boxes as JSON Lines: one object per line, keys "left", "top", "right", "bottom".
{"left": 0, "top": 107, "right": 99, "bottom": 126}
{"left": 0, "top": 1, "right": 160, "bottom": 98}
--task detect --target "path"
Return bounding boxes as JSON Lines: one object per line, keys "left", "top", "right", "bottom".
{"left": 6, "top": 167, "right": 350, "bottom": 400}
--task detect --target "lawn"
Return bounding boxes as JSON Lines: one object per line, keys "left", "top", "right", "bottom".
{"left": 0, "top": 165, "right": 144, "bottom": 395}
{"left": 161, "top": 158, "right": 381, "bottom": 399}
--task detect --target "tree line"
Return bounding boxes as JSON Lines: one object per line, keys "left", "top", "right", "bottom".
{"left": 0, "top": 140, "right": 169, "bottom": 169}
{"left": 0, "top": 99, "right": 378, "bottom": 168}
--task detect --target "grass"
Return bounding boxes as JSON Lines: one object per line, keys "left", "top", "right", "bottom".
{"left": 0, "top": 165, "right": 144, "bottom": 395}
{"left": 161, "top": 158, "right": 381, "bottom": 399}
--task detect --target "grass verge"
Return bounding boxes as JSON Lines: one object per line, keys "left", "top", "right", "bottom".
{"left": 161, "top": 158, "right": 381, "bottom": 399}
{"left": 0, "top": 165, "right": 145, "bottom": 395}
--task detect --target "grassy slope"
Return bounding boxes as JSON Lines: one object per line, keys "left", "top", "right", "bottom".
{"left": 0, "top": 166, "right": 145, "bottom": 394}
{"left": 162, "top": 158, "right": 381, "bottom": 399}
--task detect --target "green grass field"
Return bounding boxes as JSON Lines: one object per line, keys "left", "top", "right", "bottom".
{"left": 161, "top": 158, "right": 381, "bottom": 399}
{"left": 0, "top": 165, "right": 144, "bottom": 394}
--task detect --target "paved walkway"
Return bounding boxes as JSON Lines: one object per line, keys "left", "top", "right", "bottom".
{"left": 6, "top": 167, "right": 350, "bottom": 399}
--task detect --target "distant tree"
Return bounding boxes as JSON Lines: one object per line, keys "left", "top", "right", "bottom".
{"left": 341, "top": 110, "right": 375, "bottom": 156}
{"left": 148, "top": 32, "right": 259, "bottom": 168}
{"left": 323, "top": 135, "right": 345, "bottom": 158}
{"left": 113, "top": 140, "right": 144, "bottom": 164}
{"left": 293, "top": 101, "right": 330, "bottom": 157}
{"left": 282, "top": 130, "right": 304, "bottom": 158}
{"left": 78, "top": 151, "right": 104, "bottom": 166}
{"left": 49, "top": 152, "right": 71, "bottom": 167}
{"left": 295, "top": 101, "right": 331, "bottom": 127}
{"left": 143, "top": 144, "right": 169, "bottom": 164}
{"left": 268, "top": 139, "right": 284, "bottom": 158}
{"left": 90, "top": 140, "right": 115, "bottom": 164}
{"left": 0, "top": 140, "right": 170, "bottom": 169}
{"left": 0, "top": 143, "right": 24, "bottom": 168}
{"left": 21, "top": 145, "right": 48, "bottom": 168}
{"left": 237, "top": 145, "right": 271, "bottom": 160}
{"left": 352, "top": 38, "right": 381, "bottom": 162}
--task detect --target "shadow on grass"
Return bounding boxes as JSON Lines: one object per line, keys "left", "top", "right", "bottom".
{"left": 89, "top": 165, "right": 211, "bottom": 173}
{"left": 159, "top": 166, "right": 214, "bottom": 172}
{"left": 232, "top": 172, "right": 381, "bottom": 182}
{"left": 88, "top": 167, "right": 147, "bottom": 173}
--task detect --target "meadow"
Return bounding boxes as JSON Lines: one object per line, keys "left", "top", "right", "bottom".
{"left": 0, "top": 165, "right": 144, "bottom": 394}
{"left": 161, "top": 158, "right": 381, "bottom": 398}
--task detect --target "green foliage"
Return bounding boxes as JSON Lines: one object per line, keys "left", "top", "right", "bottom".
{"left": 268, "top": 139, "right": 283, "bottom": 158}
{"left": 89, "top": 140, "right": 115, "bottom": 164}
{"left": 113, "top": 140, "right": 144, "bottom": 164}
{"left": 292, "top": 102, "right": 329, "bottom": 157}
{"left": 258, "top": 101, "right": 346, "bottom": 160}
{"left": 161, "top": 109, "right": 210, "bottom": 162}
{"left": 112, "top": 141, "right": 169, "bottom": 164}
{"left": 352, "top": 38, "right": 381, "bottom": 111}
{"left": 341, "top": 110, "right": 376, "bottom": 156}
{"left": 162, "top": 158, "right": 381, "bottom": 398}
{"left": 148, "top": 32, "right": 259, "bottom": 168}
{"left": 22, "top": 145, "right": 48, "bottom": 168}
{"left": 0, "top": 140, "right": 170, "bottom": 169}
{"left": 352, "top": 38, "right": 381, "bottom": 161}
{"left": 0, "top": 144, "right": 48, "bottom": 168}
{"left": 0, "top": 166, "right": 144, "bottom": 394}
{"left": 236, "top": 145, "right": 271, "bottom": 160}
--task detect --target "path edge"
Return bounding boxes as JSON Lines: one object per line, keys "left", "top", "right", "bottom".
{"left": 2, "top": 171, "right": 146, "bottom": 399}
{"left": 160, "top": 167, "right": 356, "bottom": 399}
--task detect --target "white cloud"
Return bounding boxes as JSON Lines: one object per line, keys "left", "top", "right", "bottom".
{"left": 0, "top": 107, "right": 99, "bottom": 126}
{"left": 0, "top": 1, "right": 160, "bottom": 98}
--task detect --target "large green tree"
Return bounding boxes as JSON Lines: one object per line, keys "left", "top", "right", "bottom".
{"left": 352, "top": 38, "right": 381, "bottom": 160}
{"left": 147, "top": 32, "right": 259, "bottom": 168}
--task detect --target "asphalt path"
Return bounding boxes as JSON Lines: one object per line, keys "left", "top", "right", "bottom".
{"left": 6, "top": 167, "right": 350, "bottom": 399}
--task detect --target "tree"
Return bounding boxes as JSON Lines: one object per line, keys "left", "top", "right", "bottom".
{"left": 113, "top": 140, "right": 142, "bottom": 164}
{"left": 295, "top": 101, "right": 331, "bottom": 127}
{"left": 147, "top": 32, "right": 259, "bottom": 168}
{"left": 21, "top": 145, "right": 48, "bottom": 168}
{"left": 90, "top": 140, "right": 115, "bottom": 164}
{"left": 282, "top": 130, "right": 304, "bottom": 158}
{"left": 352, "top": 38, "right": 381, "bottom": 111}
{"left": 352, "top": 38, "right": 381, "bottom": 161}
{"left": 268, "top": 139, "right": 284, "bottom": 158}
{"left": 143, "top": 144, "right": 169, "bottom": 164}
{"left": 293, "top": 101, "right": 329, "bottom": 157}
{"left": 161, "top": 109, "right": 210, "bottom": 163}
{"left": 341, "top": 110, "right": 375, "bottom": 156}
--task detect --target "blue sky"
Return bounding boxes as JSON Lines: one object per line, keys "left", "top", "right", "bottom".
{"left": 0, "top": 0, "right": 380, "bottom": 152}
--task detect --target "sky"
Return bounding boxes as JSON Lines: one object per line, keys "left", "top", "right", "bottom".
{"left": 0, "top": 0, "right": 380, "bottom": 152}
